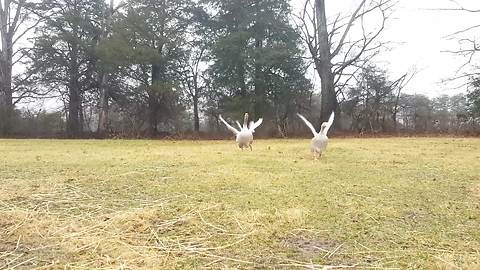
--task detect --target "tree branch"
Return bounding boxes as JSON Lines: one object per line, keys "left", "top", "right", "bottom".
{"left": 331, "top": 0, "right": 367, "bottom": 58}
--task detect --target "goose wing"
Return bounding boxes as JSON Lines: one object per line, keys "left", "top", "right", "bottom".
{"left": 248, "top": 118, "right": 263, "bottom": 133}
{"left": 297, "top": 113, "right": 318, "bottom": 136}
{"left": 236, "top": 121, "right": 242, "bottom": 130}
{"left": 323, "top": 112, "right": 335, "bottom": 135}
{"left": 219, "top": 115, "right": 239, "bottom": 134}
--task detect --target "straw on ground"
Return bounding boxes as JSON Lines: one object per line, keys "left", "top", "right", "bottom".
{"left": 0, "top": 138, "right": 479, "bottom": 269}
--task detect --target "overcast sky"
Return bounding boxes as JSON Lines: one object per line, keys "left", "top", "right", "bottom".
{"left": 290, "top": 0, "right": 480, "bottom": 97}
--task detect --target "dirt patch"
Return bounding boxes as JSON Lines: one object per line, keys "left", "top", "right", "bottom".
{"left": 281, "top": 234, "right": 338, "bottom": 258}
{"left": 469, "top": 183, "right": 480, "bottom": 199}
{"left": 402, "top": 210, "right": 427, "bottom": 225}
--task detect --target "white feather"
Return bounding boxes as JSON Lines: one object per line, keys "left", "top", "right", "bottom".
{"left": 219, "top": 115, "right": 239, "bottom": 135}
{"left": 236, "top": 121, "right": 242, "bottom": 130}
{"left": 248, "top": 118, "right": 263, "bottom": 133}
{"left": 297, "top": 112, "right": 335, "bottom": 159}
{"left": 297, "top": 113, "right": 318, "bottom": 136}
{"left": 322, "top": 112, "right": 335, "bottom": 135}
{"left": 220, "top": 113, "right": 263, "bottom": 150}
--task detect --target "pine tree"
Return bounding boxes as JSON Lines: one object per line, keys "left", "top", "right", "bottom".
{"left": 31, "top": 0, "right": 106, "bottom": 137}
{"left": 208, "top": 0, "right": 312, "bottom": 133}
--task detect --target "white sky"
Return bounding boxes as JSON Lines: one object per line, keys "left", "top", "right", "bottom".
{"left": 290, "top": 0, "right": 480, "bottom": 97}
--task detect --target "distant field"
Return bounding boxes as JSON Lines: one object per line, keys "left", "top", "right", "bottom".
{"left": 0, "top": 138, "right": 479, "bottom": 269}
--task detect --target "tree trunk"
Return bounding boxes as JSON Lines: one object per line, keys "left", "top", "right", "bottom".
{"left": 193, "top": 94, "right": 200, "bottom": 133}
{"left": 253, "top": 37, "right": 265, "bottom": 120}
{"left": 318, "top": 65, "right": 337, "bottom": 124}
{"left": 237, "top": 59, "right": 247, "bottom": 97}
{"left": 253, "top": 1, "right": 266, "bottom": 121}
{"left": 79, "top": 96, "right": 85, "bottom": 131}
{"left": 147, "top": 90, "right": 158, "bottom": 136}
{"left": 67, "top": 84, "right": 82, "bottom": 137}
{"left": 315, "top": 0, "right": 337, "bottom": 126}
{"left": 191, "top": 73, "right": 200, "bottom": 133}
{"left": 392, "top": 111, "right": 398, "bottom": 131}
{"left": 97, "top": 0, "right": 114, "bottom": 135}
{"left": 392, "top": 89, "right": 402, "bottom": 132}
{"left": 97, "top": 72, "right": 109, "bottom": 134}
{"left": 149, "top": 53, "right": 165, "bottom": 136}
{"left": 0, "top": 25, "right": 14, "bottom": 135}
{"left": 66, "top": 23, "right": 82, "bottom": 137}
{"left": 0, "top": 60, "right": 13, "bottom": 135}
{"left": 149, "top": 64, "right": 160, "bottom": 136}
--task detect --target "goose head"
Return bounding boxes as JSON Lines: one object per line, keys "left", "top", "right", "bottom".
{"left": 243, "top": 113, "right": 249, "bottom": 129}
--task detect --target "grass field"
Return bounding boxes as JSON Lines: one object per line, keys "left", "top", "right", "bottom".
{"left": 0, "top": 138, "right": 479, "bottom": 269}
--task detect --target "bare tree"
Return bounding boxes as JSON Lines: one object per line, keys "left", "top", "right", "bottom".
{"left": 0, "top": 0, "right": 42, "bottom": 135}
{"left": 344, "top": 64, "right": 414, "bottom": 133}
{"left": 293, "top": 0, "right": 395, "bottom": 125}
{"left": 97, "top": 0, "right": 126, "bottom": 134}
{"left": 391, "top": 68, "right": 417, "bottom": 131}
{"left": 440, "top": 1, "right": 480, "bottom": 85}
{"left": 178, "top": 44, "right": 207, "bottom": 133}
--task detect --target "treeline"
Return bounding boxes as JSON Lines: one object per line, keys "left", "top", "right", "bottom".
{"left": 341, "top": 66, "right": 479, "bottom": 134}
{"left": 1, "top": 0, "right": 480, "bottom": 138}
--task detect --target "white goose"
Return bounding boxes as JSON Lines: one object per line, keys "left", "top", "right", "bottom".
{"left": 219, "top": 113, "right": 263, "bottom": 150}
{"left": 297, "top": 112, "right": 335, "bottom": 160}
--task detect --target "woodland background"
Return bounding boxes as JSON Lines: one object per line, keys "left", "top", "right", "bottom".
{"left": 1, "top": 0, "right": 480, "bottom": 138}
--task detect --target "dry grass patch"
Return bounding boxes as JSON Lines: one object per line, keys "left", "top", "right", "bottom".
{"left": 1, "top": 138, "right": 479, "bottom": 269}
{"left": 0, "top": 184, "right": 255, "bottom": 269}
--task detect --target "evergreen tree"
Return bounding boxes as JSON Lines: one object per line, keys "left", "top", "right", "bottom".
{"left": 208, "top": 0, "right": 312, "bottom": 134}
{"left": 97, "top": 0, "right": 193, "bottom": 135}
{"left": 31, "top": 0, "right": 105, "bottom": 137}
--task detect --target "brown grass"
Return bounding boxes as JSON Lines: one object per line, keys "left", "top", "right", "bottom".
{"left": 1, "top": 138, "right": 479, "bottom": 269}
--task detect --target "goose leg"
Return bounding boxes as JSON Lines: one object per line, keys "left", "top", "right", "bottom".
{"left": 249, "top": 143, "right": 252, "bottom": 151}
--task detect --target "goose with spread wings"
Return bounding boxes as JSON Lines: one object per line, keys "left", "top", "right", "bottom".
{"left": 219, "top": 113, "right": 263, "bottom": 150}
{"left": 297, "top": 112, "right": 335, "bottom": 160}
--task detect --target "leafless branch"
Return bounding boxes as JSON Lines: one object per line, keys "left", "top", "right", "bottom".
{"left": 333, "top": 1, "right": 392, "bottom": 77}
{"left": 331, "top": 0, "right": 367, "bottom": 58}
{"left": 444, "top": 24, "right": 480, "bottom": 39}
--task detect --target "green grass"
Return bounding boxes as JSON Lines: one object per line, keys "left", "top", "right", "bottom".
{"left": 1, "top": 138, "right": 479, "bottom": 269}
